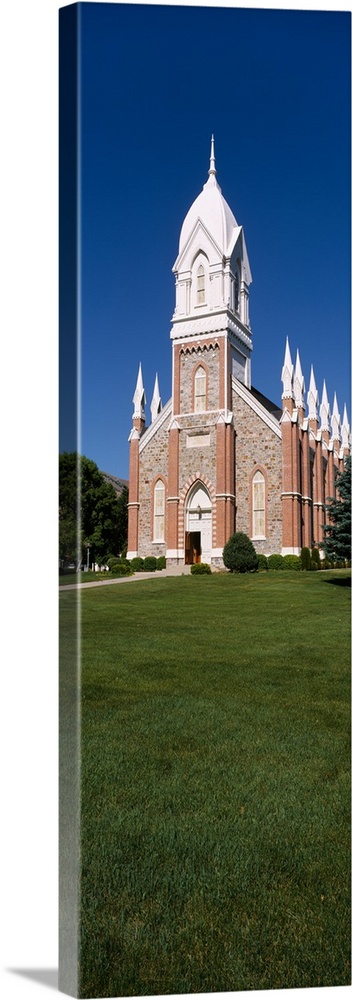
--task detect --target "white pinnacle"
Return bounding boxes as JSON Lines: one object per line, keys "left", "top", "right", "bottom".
{"left": 319, "top": 380, "right": 330, "bottom": 432}
{"left": 281, "top": 338, "right": 294, "bottom": 397}
{"left": 341, "top": 404, "right": 350, "bottom": 450}
{"left": 294, "top": 349, "right": 305, "bottom": 408}
{"left": 133, "top": 362, "right": 146, "bottom": 419}
{"left": 331, "top": 392, "right": 341, "bottom": 443}
{"left": 150, "top": 373, "right": 162, "bottom": 422}
{"left": 307, "top": 365, "right": 319, "bottom": 420}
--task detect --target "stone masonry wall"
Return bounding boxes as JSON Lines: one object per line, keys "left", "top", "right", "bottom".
{"left": 233, "top": 388, "right": 282, "bottom": 554}
{"left": 138, "top": 417, "right": 169, "bottom": 557}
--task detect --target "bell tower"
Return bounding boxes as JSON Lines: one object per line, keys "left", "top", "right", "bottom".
{"left": 165, "top": 137, "right": 253, "bottom": 564}
{"left": 171, "top": 135, "right": 253, "bottom": 408}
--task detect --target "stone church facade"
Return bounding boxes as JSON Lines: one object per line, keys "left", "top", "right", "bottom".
{"left": 127, "top": 139, "right": 350, "bottom": 567}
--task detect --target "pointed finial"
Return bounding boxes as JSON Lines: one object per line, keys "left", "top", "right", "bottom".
{"left": 319, "top": 380, "right": 330, "bottom": 432}
{"left": 331, "top": 392, "right": 341, "bottom": 443}
{"left": 150, "top": 373, "right": 162, "bottom": 423}
{"left": 133, "top": 362, "right": 146, "bottom": 419}
{"left": 281, "top": 337, "right": 294, "bottom": 398}
{"left": 341, "top": 404, "right": 350, "bottom": 450}
{"left": 294, "top": 349, "right": 305, "bottom": 409}
{"left": 208, "top": 134, "right": 216, "bottom": 177}
{"left": 307, "top": 365, "right": 319, "bottom": 420}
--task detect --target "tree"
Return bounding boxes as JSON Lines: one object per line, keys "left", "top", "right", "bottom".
{"left": 322, "top": 456, "right": 351, "bottom": 563}
{"left": 59, "top": 452, "right": 129, "bottom": 567}
{"left": 223, "top": 532, "right": 259, "bottom": 573}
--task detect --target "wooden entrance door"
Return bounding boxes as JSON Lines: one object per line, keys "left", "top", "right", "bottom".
{"left": 185, "top": 531, "right": 201, "bottom": 564}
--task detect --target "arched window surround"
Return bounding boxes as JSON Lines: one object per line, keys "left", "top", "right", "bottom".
{"left": 250, "top": 465, "right": 267, "bottom": 540}
{"left": 151, "top": 475, "right": 167, "bottom": 543}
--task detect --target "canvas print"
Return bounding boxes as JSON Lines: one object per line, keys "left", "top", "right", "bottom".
{"left": 59, "top": 3, "right": 351, "bottom": 997}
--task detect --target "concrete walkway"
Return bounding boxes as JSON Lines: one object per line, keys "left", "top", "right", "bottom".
{"left": 59, "top": 565, "right": 192, "bottom": 591}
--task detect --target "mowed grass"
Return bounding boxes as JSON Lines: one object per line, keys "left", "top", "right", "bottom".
{"left": 60, "top": 570, "right": 351, "bottom": 997}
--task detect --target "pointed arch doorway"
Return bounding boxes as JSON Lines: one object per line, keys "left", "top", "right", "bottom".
{"left": 185, "top": 483, "right": 212, "bottom": 565}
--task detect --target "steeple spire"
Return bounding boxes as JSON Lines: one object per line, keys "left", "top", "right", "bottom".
{"left": 204, "top": 133, "right": 220, "bottom": 191}
{"left": 208, "top": 134, "right": 216, "bottom": 177}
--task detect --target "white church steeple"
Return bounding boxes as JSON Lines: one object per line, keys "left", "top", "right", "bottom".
{"left": 171, "top": 137, "right": 253, "bottom": 389}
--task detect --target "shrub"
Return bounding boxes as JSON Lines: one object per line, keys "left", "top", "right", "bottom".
{"left": 301, "top": 547, "right": 311, "bottom": 571}
{"left": 143, "top": 556, "right": 157, "bottom": 572}
{"left": 257, "top": 554, "right": 268, "bottom": 571}
{"left": 156, "top": 556, "right": 166, "bottom": 570}
{"left": 106, "top": 557, "right": 131, "bottom": 576}
{"left": 283, "top": 554, "right": 302, "bottom": 571}
{"left": 223, "top": 533, "right": 259, "bottom": 574}
{"left": 267, "top": 553, "right": 285, "bottom": 570}
{"left": 130, "top": 556, "right": 144, "bottom": 572}
{"left": 311, "top": 547, "right": 321, "bottom": 571}
{"left": 190, "top": 562, "right": 212, "bottom": 574}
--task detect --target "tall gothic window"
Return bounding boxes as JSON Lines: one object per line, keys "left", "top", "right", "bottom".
{"left": 153, "top": 479, "right": 165, "bottom": 541}
{"left": 194, "top": 366, "right": 206, "bottom": 412}
{"left": 252, "top": 471, "right": 265, "bottom": 538}
{"left": 197, "top": 264, "right": 206, "bottom": 305}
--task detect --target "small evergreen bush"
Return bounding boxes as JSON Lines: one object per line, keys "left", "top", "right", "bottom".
{"left": 156, "top": 556, "right": 166, "bottom": 570}
{"left": 106, "top": 556, "right": 131, "bottom": 575}
{"left": 283, "top": 554, "right": 302, "bottom": 571}
{"left": 300, "top": 547, "right": 311, "bottom": 571}
{"left": 311, "top": 547, "right": 321, "bottom": 571}
{"left": 268, "top": 553, "right": 285, "bottom": 570}
{"left": 223, "top": 533, "right": 259, "bottom": 573}
{"left": 190, "top": 562, "right": 212, "bottom": 574}
{"left": 143, "top": 556, "right": 157, "bottom": 572}
{"left": 257, "top": 554, "right": 268, "bottom": 571}
{"left": 130, "top": 556, "right": 144, "bottom": 572}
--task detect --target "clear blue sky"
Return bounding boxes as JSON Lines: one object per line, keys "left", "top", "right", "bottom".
{"left": 75, "top": 2, "right": 350, "bottom": 480}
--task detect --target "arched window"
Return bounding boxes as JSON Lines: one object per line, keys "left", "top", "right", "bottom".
{"left": 194, "top": 366, "right": 206, "bottom": 412}
{"left": 197, "top": 264, "right": 206, "bottom": 305}
{"left": 252, "top": 471, "right": 265, "bottom": 538}
{"left": 153, "top": 479, "right": 165, "bottom": 541}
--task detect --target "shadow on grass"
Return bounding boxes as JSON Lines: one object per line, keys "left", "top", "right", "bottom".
{"left": 323, "top": 574, "right": 351, "bottom": 587}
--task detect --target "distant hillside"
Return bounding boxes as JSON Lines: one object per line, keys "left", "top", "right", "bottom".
{"left": 101, "top": 471, "right": 128, "bottom": 497}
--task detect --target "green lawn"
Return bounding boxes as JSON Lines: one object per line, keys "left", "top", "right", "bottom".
{"left": 60, "top": 570, "right": 351, "bottom": 997}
